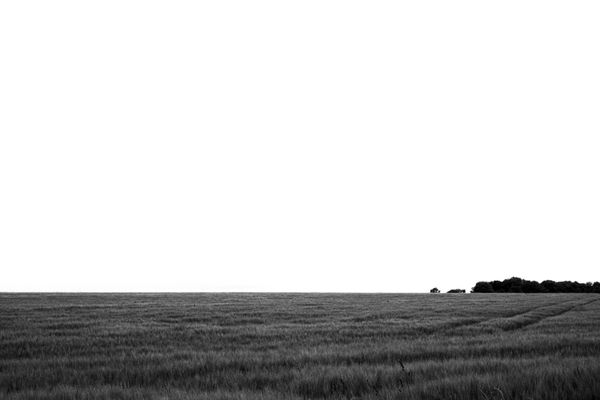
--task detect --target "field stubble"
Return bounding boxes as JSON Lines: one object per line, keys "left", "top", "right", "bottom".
{"left": 1, "top": 293, "right": 599, "bottom": 399}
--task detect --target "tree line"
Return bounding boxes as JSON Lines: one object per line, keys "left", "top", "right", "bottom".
{"left": 471, "top": 277, "right": 600, "bottom": 293}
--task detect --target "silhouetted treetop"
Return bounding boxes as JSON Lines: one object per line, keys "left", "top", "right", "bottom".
{"left": 472, "top": 281, "right": 493, "bottom": 293}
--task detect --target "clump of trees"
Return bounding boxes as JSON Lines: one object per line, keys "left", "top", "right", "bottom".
{"left": 429, "top": 288, "right": 465, "bottom": 293}
{"left": 472, "top": 277, "right": 600, "bottom": 293}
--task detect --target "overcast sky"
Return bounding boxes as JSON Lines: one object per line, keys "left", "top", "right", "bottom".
{"left": 1, "top": 1, "right": 599, "bottom": 292}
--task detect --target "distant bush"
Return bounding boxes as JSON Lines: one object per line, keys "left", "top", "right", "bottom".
{"left": 472, "top": 277, "right": 600, "bottom": 293}
{"left": 447, "top": 289, "right": 466, "bottom": 293}
{"left": 430, "top": 288, "right": 440, "bottom": 293}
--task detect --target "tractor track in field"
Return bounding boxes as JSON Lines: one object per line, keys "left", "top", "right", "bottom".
{"left": 439, "top": 299, "right": 569, "bottom": 335}
{"left": 481, "top": 297, "right": 600, "bottom": 331}
{"left": 443, "top": 296, "right": 600, "bottom": 334}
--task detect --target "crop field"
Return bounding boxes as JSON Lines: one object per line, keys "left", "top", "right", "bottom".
{"left": 1, "top": 293, "right": 600, "bottom": 400}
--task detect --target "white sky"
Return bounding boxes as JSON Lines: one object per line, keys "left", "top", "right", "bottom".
{"left": 1, "top": 1, "right": 599, "bottom": 292}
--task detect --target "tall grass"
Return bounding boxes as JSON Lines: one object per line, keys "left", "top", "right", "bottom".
{"left": 1, "top": 293, "right": 599, "bottom": 399}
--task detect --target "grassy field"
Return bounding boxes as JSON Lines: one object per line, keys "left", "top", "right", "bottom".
{"left": 1, "top": 293, "right": 599, "bottom": 400}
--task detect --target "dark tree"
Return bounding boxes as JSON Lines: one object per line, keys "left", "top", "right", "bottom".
{"left": 541, "top": 280, "right": 557, "bottom": 292}
{"left": 471, "top": 282, "right": 494, "bottom": 293}
{"left": 490, "top": 280, "right": 503, "bottom": 292}
{"left": 523, "top": 280, "right": 546, "bottom": 293}
{"left": 430, "top": 288, "right": 440, "bottom": 293}
{"left": 505, "top": 277, "right": 524, "bottom": 292}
